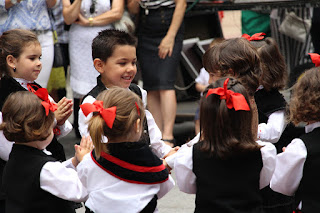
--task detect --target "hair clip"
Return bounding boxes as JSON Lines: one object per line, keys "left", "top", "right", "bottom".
{"left": 33, "top": 88, "right": 58, "bottom": 116}
{"left": 135, "top": 102, "right": 140, "bottom": 116}
{"left": 242, "top": 32, "right": 266, "bottom": 41}
{"left": 308, "top": 53, "right": 320, "bottom": 67}
{"left": 80, "top": 101, "right": 116, "bottom": 129}
{"left": 206, "top": 78, "right": 250, "bottom": 111}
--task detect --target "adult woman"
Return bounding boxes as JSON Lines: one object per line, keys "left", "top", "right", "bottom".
{"left": 0, "top": 0, "right": 57, "bottom": 88}
{"left": 127, "top": 0, "right": 186, "bottom": 146}
{"left": 62, "top": 0, "right": 124, "bottom": 137}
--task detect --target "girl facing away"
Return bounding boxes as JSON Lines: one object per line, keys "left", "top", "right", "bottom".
{"left": 270, "top": 66, "right": 320, "bottom": 213}
{"left": 0, "top": 90, "right": 91, "bottom": 213}
{"left": 172, "top": 77, "right": 276, "bottom": 213}
{"left": 78, "top": 87, "right": 174, "bottom": 213}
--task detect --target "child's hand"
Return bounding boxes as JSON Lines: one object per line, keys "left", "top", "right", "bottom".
{"left": 73, "top": 136, "right": 93, "bottom": 167}
{"left": 54, "top": 97, "right": 73, "bottom": 126}
{"left": 282, "top": 147, "right": 286, "bottom": 152}
{"left": 161, "top": 159, "right": 172, "bottom": 173}
{"left": 163, "top": 146, "right": 179, "bottom": 159}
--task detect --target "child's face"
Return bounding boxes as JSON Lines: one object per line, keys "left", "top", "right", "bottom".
{"left": 11, "top": 42, "right": 42, "bottom": 82}
{"left": 100, "top": 45, "right": 137, "bottom": 88}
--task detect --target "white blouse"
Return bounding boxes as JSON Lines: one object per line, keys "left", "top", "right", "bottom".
{"left": 270, "top": 122, "right": 320, "bottom": 197}
{"left": 77, "top": 153, "right": 175, "bottom": 213}
{"left": 172, "top": 140, "right": 276, "bottom": 194}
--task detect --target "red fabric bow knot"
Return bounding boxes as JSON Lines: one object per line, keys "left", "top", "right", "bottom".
{"left": 242, "top": 32, "right": 266, "bottom": 41}
{"left": 206, "top": 78, "right": 250, "bottom": 111}
{"left": 308, "top": 53, "right": 320, "bottom": 67}
{"left": 80, "top": 101, "right": 117, "bottom": 129}
{"left": 34, "top": 88, "right": 57, "bottom": 116}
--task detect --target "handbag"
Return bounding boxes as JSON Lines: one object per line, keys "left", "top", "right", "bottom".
{"left": 278, "top": 11, "right": 311, "bottom": 43}
{"left": 52, "top": 43, "right": 64, "bottom": 68}
{"left": 113, "top": 10, "right": 135, "bottom": 34}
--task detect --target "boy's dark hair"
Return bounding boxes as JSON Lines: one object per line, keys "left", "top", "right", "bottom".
{"left": 203, "top": 38, "right": 261, "bottom": 96}
{"left": 290, "top": 67, "right": 320, "bottom": 125}
{"left": 0, "top": 29, "right": 39, "bottom": 76}
{"left": 199, "top": 77, "right": 261, "bottom": 158}
{"left": 251, "top": 37, "right": 288, "bottom": 91}
{"left": 0, "top": 91, "right": 55, "bottom": 143}
{"left": 92, "top": 29, "right": 137, "bottom": 62}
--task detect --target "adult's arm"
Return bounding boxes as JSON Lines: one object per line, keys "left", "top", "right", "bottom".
{"left": 158, "top": 0, "right": 186, "bottom": 59}
{"left": 46, "top": 0, "right": 57, "bottom": 8}
{"left": 62, "top": 0, "right": 82, "bottom": 25}
{"left": 127, "top": 0, "right": 140, "bottom": 15}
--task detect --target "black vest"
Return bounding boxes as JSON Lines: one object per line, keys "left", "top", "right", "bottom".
{"left": 296, "top": 128, "right": 320, "bottom": 213}
{"left": 192, "top": 142, "right": 263, "bottom": 213}
{"left": 2, "top": 144, "right": 75, "bottom": 213}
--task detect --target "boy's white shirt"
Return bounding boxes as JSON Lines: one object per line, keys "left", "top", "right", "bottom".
{"left": 270, "top": 122, "right": 320, "bottom": 197}
{"left": 171, "top": 139, "right": 276, "bottom": 194}
{"left": 0, "top": 78, "right": 72, "bottom": 161}
{"left": 78, "top": 85, "right": 172, "bottom": 158}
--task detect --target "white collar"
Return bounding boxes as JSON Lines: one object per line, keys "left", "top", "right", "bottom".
{"left": 14, "top": 78, "right": 34, "bottom": 90}
{"left": 305, "top": 121, "right": 320, "bottom": 133}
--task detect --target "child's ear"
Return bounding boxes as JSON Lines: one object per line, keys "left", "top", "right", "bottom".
{"left": 93, "top": 58, "right": 105, "bottom": 74}
{"left": 134, "top": 118, "right": 141, "bottom": 133}
{"left": 6, "top": 55, "right": 17, "bottom": 70}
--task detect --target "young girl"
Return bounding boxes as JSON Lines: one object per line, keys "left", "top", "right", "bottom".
{"left": 172, "top": 77, "right": 276, "bottom": 212}
{"left": 270, "top": 63, "right": 320, "bottom": 213}
{"left": 0, "top": 90, "right": 91, "bottom": 212}
{"left": 0, "top": 29, "right": 73, "bottom": 209}
{"left": 78, "top": 87, "right": 174, "bottom": 213}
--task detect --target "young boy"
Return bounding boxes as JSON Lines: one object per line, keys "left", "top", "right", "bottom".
{"left": 78, "top": 29, "right": 175, "bottom": 159}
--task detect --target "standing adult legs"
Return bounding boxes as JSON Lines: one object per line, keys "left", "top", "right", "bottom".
{"left": 147, "top": 89, "right": 176, "bottom": 146}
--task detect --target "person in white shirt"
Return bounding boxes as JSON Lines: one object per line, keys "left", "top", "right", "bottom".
{"left": 0, "top": 90, "right": 91, "bottom": 212}
{"left": 271, "top": 66, "right": 320, "bottom": 212}
{"left": 79, "top": 87, "right": 174, "bottom": 213}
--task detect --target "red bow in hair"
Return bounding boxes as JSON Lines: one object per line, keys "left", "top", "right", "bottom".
{"left": 206, "top": 78, "right": 250, "bottom": 111}
{"left": 242, "top": 32, "right": 266, "bottom": 41}
{"left": 33, "top": 88, "right": 58, "bottom": 116}
{"left": 80, "top": 101, "right": 116, "bottom": 129}
{"left": 308, "top": 53, "right": 320, "bottom": 67}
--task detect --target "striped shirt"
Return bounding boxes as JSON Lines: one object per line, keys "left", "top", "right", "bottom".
{"left": 140, "top": 0, "right": 175, "bottom": 9}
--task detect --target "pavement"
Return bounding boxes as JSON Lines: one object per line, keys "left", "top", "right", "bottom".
{"left": 59, "top": 10, "right": 242, "bottom": 212}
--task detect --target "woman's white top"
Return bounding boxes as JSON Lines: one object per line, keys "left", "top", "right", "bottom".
{"left": 171, "top": 140, "right": 276, "bottom": 194}
{"left": 77, "top": 153, "right": 175, "bottom": 213}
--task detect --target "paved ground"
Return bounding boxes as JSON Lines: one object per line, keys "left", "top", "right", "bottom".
{"left": 60, "top": 10, "right": 242, "bottom": 212}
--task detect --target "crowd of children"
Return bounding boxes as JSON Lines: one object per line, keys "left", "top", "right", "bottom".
{"left": 0, "top": 27, "right": 320, "bottom": 213}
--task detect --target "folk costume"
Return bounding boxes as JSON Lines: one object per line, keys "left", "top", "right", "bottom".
{"left": 78, "top": 141, "right": 174, "bottom": 213}
{"left": 78, "top": 75, "right": 172, "bottom": 158}
{"left": 271, "top": 122, "right": 320, "bottom": 212}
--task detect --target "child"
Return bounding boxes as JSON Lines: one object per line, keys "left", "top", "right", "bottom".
{"left": 194, "top": 38, "right": 225, "bottom": 135}
{"left": 270, "top": 66, "right": 320, "bottom": 212}
{"left": 78, "top": 87, "right": 174, "bottom": 213}
{"left": 78, "top": 29, "right": 175, "bottom": 159}
{"left": 0, "top": 29, "right": 73, "bottom": 209}
{"left": 0, "top": 90, "right": 91, "bottom": 212}
{"left": 172, "top": 77, "right": 276, "bottom": 212}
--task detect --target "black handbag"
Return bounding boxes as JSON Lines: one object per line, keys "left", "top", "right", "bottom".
{"left": 52, "top": 42, "right": 64, "bottom": 68}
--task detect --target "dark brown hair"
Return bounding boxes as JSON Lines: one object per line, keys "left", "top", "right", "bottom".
{"left": 202, "top": 38, "right": 261, "bottom": 96}
{"left": 0, "top": 91, "right": 54, "bottom": 143}
{"left": 88, "top": 87, "right": 145, "bottom": 159}
{"left": 92, "top": 29, "right": 137, "bottom": 62}
{"left": 289, "top": 67, "right": 320, "bottom": 125}
{"left": 251, "top": 37, "right": 288, "bottom": 91}
{"left": 199, "top": 77, "right": 261, "bottom": 158}
{"left": 0, "top": 29, "right": 39, "bottom": 76}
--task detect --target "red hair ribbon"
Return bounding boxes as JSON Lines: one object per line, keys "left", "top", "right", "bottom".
{"left": 242, "top": 32, "right": 266, "bottom": 41}
{"left": 80, "top": 101, "right": 117, "bottom": 129}
{"left": 33, "top": 88, "right": 58, "bottom": 116}
{"left": 308, "top": 53, "right": 320, "bottom": 67}
{"left": 206, "top": 78, "right": 250, "bottom": 111}
{"left": 135, "top": 102, "right": 140, "bottom": 116}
